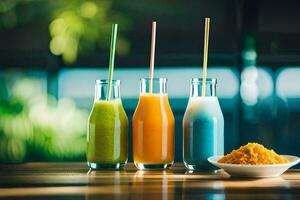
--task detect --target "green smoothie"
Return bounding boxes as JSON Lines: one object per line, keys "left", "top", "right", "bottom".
{"left": 87, "top": 99, "right": 128, "bottom": 167}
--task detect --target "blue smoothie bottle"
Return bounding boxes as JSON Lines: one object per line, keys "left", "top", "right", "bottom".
{"left": 183, "top": 78, "right": 224, "bottom": 171}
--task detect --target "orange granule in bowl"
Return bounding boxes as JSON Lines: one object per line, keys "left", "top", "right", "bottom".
{"left": 218, "top": 143, "right": 289, "bottom": 165}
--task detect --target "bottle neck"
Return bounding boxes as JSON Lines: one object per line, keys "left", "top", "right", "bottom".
{"left": 94, "top": 80, "right": 121, "bottom": 101}
{"left": 140, "top": 78, "right": 167, "bottom": 95}
{"left": 190, "top": 78, "right": 217, "bottom": 97}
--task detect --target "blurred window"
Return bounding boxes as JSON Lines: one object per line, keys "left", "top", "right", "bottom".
{"left": 276, "top": 67, "right": 300, "bottom": 98}
{"left": 58, "top": 67, "right": 239, "bottom": 100}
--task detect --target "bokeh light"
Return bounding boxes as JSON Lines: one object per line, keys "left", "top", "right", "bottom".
{"left": 0, "top": 0, "right": 130, "bottom": 64}
{"left": 0, "top": 76, "right": 89, "bottom": 163}
{"left": 48, "top": 0, "right": 130, "bottom": 63}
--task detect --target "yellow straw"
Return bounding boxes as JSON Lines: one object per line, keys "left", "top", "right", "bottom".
{"left": 201, "top": 17, "right": 210, "bottom": 96}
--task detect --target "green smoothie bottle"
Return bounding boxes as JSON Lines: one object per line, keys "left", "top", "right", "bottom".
{"left": 87, "top": 79, "right": 128, "bottom": 169}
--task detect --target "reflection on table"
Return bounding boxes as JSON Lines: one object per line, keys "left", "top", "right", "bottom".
{"left": 0, "top": 163, "right": 299, "bottom": 200}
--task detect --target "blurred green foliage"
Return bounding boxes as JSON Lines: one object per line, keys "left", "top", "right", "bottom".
{"left": 0, "top": 0, "right": 130, "bottom": 64}
{"left": 0, "top": 75, "right": 89, "bottom": 163}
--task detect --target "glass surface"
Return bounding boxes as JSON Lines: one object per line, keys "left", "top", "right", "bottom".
{"left": 183, "top": 78, "right": 224, "bottom": 171}
{"left": 132, "top": 78, "right": 175, "bottom": 169}
{"left": 87, "top": 79, "right": 128, "bottom": 169}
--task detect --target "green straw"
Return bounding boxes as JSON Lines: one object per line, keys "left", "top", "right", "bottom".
{"left": 107, "top": 23, "right": 118, "bottom": 101}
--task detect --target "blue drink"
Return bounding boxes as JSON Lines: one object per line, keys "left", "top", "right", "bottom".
{"left": 183, "top": 78, "right": 224, "bottom": 171}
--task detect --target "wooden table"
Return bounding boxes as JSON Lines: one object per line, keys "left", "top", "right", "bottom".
{"left": 0, "top": 163, "right": 300, "bottom": 199}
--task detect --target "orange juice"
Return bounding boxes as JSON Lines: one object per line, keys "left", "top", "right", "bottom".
{"left": 132, "top": 78, "right": 174, "bottom": 169}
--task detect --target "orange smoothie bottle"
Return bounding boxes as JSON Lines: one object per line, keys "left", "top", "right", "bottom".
{"left": 133, "top": 78, "right": 175, "bottom": 170}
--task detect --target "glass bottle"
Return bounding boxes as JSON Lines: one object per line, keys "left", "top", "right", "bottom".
{"left": 133, "top": 78, "right": 175, "bottom": 170}
{"left": 183, "top": 78, "right": 224, "bottom": 171}
{"left": 87, "top": 80, "right": 128, "bottom": 169}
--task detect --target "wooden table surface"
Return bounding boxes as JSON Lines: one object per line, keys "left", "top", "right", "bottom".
{"left": 0, "top": 163, "right": 300, "bottom": 199}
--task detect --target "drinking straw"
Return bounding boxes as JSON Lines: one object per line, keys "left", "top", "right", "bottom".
{"left": 149, "top": 21, "right": 156, "bottom": 93}
{"left": 107, "top": 23, "right": 118, "bottom": 100}
{"left": 201, "top": 17, "right": 210, "bottom": 97}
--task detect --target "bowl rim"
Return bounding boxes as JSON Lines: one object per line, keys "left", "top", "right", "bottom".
{"left": 208, "top": 155, "right": 300, "bottom": 168}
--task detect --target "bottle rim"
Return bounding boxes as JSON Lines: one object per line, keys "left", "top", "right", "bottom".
{"left": 95, "top": 79, "right": 121, "bottom": 85}
{"left": 140, "top": 78, "right": 167, "bottom": 82}
{"left": 191, "top": 78, "right": 217, "bottom": 84}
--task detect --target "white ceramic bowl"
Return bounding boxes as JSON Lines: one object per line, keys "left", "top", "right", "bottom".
{"left": 208, "top": 155, "right": 300, "bottom": 178}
